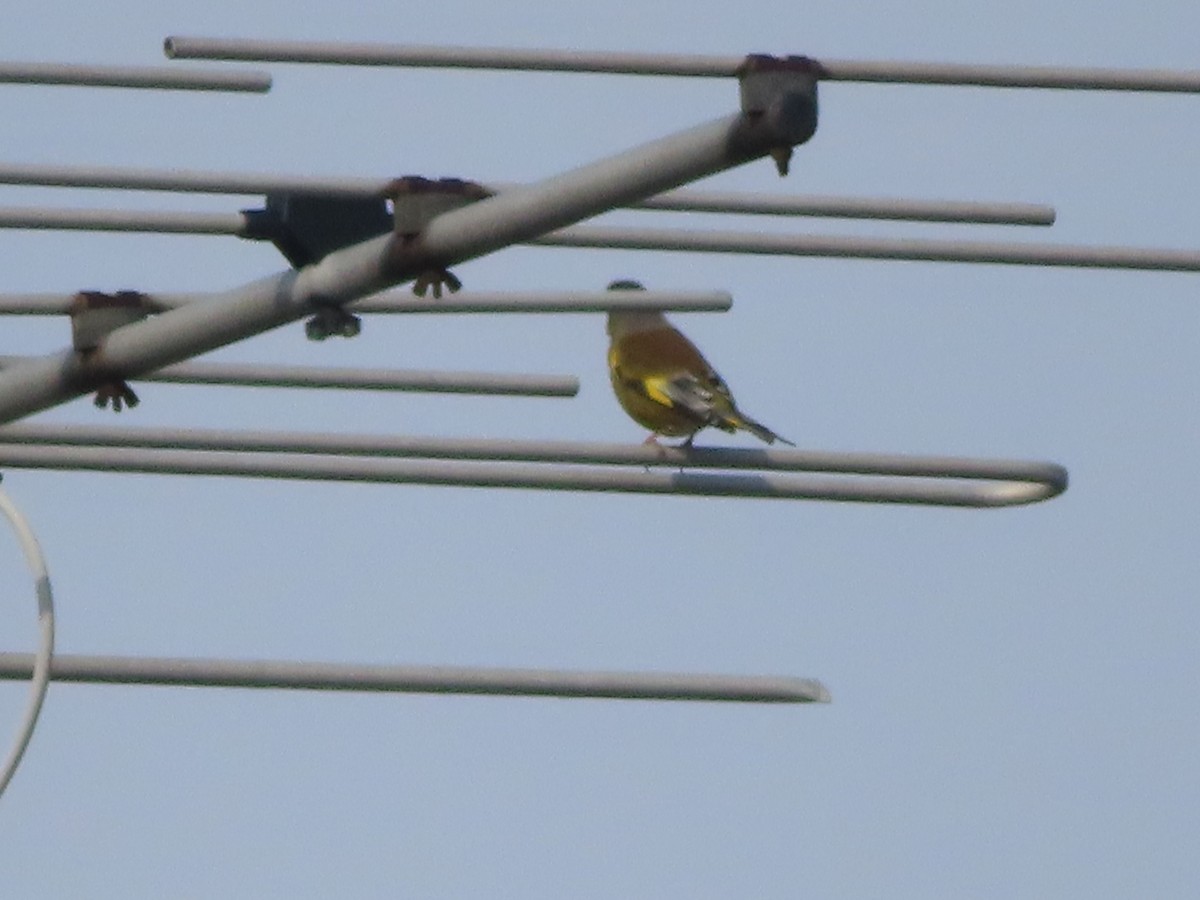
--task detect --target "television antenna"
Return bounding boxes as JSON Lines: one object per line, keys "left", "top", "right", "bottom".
{"left": 6, "top": 35, "right": 1198, "bottom": 799}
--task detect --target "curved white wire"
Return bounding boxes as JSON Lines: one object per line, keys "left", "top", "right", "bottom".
{"left": 0, "top": 483, "right": 55, "bottom": 800}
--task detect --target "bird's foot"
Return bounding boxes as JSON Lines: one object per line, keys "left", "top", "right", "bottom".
{"left": 671, "top": 434, "right": 699, "bottom": 471}
{"left": 640, "top": 433, "right": 674, "bottom": 471}
{"left": 412, "top": 268, "right": 463, "bottom": 299}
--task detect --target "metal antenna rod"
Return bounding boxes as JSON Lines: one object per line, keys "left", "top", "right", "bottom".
{"left": 0, "top": 207, "right": 1196, "bottom": 272}
{"left": 0, "top": 105, "right": 808, "bottom": 425}
{"left": 0, "top": 207, "right": 247, "bottom": 234}
{"left": 0, "top": 290, "right": 732, "bottom": 316}
{"left": 0, "top": 357, "right": 579, "bottom": 398}
{"left": 626, "top": 188, "right": 1055, "bottom": 225}
{"left": 0, "top": 60, "right": 270, "bottom": 92}
{"left": 0, "top": 444, "right": 1066, "bottom": 507}
{"left": 536, "top": 225, "right": 1200, "bottom": 272}
{"left": 0, "top": 162, "right": 1056, "bottom": 226}
{"left": 127, "top": 362, "right": 581, "bottom": 398}
{"left": 0, "top": 423, "right": 1070, "bottom": 483}
{"left": 4, "top": 204, "right": 1067, "bottom": 240}
{"left": 0, "top": 652, "right": 830, "bottom": 703}
{"left": 353, "top": 289, "right": 732, "bottom": 314}
{"left": 163, "top": 37, "right": 1200, "bottom": 93}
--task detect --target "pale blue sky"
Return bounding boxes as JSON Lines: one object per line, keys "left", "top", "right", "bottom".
{"left": 2, "top": 2, "right": 1199, "bottom": 897}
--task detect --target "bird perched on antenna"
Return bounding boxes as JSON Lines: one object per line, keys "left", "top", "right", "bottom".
{"left": 605, "top": 280, "right": 793, "bottom": 446}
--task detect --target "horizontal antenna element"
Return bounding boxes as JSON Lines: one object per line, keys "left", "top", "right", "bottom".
{"left": 0, "top": 162, "right": 1055, "bottom": 225}
{"left": 0, "top": 652, "right": 830, "bottom": 703}
{"left": 163, "top": 36, "right": 1200, "bottom": 93}
{"left": 0, "top": 60, "right": 270, "bottom": 92}
{"left": 536, "top": 225, "right": 1200, "bottom": 272}
{"left": 0, "top": 423, "right": 1068, "bottom": 481}
{"left": 0, "top": 206, "right": 248, "bottom": 234}
{"left": 0, "top": 358, "right": 579, "bottom": 398}
{"left": 0, "top": 289, "right": 732, "bottom": 316}
{"left": 0, "top": 428, "right": 1068, "bottom": 507}
{"left": 4, "top": 206, "right": 1197, "bottom": 271}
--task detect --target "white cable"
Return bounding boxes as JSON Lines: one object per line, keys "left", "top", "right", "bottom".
{"left": 0, "top": 481, "right": 55, "bottom": 800}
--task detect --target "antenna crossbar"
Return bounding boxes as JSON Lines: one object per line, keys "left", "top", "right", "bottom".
{"left": 162, "top": 37, "right": 1200, "bottom": 93}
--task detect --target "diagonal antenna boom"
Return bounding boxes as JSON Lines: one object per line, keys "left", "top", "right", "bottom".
{"left": 0, "top": 104, "right": 813, "bottom": 425}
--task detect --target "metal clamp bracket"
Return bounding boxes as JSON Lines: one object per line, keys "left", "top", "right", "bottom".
{"left": 736, "top": 54, "right": 822, "bottom": 175}
{"left": 386, "top": 176, "right": 492, "bottom": 298}
{"left": 69, "top": 291, "right": 151, "bottom": 411}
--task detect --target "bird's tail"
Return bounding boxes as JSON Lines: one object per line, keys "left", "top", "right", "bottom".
{"left": 734, "top": 412, "right": 795, "bottom": 447}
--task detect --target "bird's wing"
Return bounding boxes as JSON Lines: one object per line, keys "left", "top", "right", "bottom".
{"left": 658, "top": 372, "right": 723, "bottom": 422}
{"left": 662, "top": 372, "right": 796, "bottom": 444}
{"left": 614, "top": 328, "right": 725, "bottom": 411}
{"left": 608, "top": 324, "right": 798, "bottom": 443}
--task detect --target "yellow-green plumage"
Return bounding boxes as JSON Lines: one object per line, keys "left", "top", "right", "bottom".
{"left": 605, "top": 309, "right": 793, "bottom": 446}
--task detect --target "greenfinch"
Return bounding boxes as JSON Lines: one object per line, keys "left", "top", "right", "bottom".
{"left": 605, "top": 282, "right": 793, "bottom": 446}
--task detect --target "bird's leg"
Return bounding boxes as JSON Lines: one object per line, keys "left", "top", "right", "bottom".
{"left": 639, "top": 432, "right": 675, "bottom": 472}
{"left": 387, "top": 177, "right": 490, "bottom": 300}
{"left": 72, "top": 343, "right": 140, "bottom": 412}
{"left": 92, "top": 380, "right": 140, "bottom": 413}
{"left": 411, "top": 268, "right": 463, "bottom": 299}
{"left": 671, "top": 433, "right": 700, "bottom": 472}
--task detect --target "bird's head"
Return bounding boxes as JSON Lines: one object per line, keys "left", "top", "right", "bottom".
{"left": 605, "top": 279, "right": 670, "bottom": 338}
